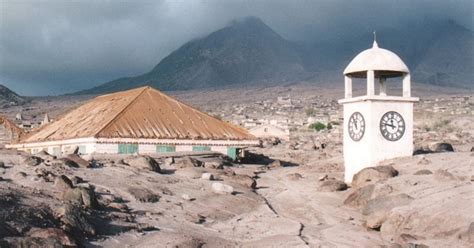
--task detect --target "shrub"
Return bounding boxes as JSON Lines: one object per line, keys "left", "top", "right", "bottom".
{"left": 309, "top": 122, "right": 326, "bottom": 131}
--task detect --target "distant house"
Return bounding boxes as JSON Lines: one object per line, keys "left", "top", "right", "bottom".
{"left": 7, "top": 86, "right": 259, "bottom": 159}
{"left": 249, "top": 124, "right": 290, "bottom": 141}
{"left": 0, "top": 115, "right": 24, "bottom": 145}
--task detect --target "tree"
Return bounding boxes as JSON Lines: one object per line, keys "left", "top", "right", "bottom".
{"left": 309, "top": 122, "right": 326, "bottom": 131}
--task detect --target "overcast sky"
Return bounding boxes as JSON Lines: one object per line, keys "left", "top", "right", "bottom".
{"left": 0, "top": 0, "right": 472, "bottom": 96}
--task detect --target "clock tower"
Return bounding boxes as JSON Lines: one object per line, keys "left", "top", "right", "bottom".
{"left": 339, "top": 39, "right": 419, "bottom": 183}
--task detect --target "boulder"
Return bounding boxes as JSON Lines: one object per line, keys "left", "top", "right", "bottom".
{"left": 62, "top": 187, "right": 98, "bottom": 209}
{"left": 269, "top": 160, "right": 283, "bottom": 168}
{"left": 54, "top": 175, "right": 73, "bottom": 190}
{"left": 60, "top": 204, "right": 96, "bottom": 237}
{"left": 232, "top": 175, "right": 257, "bottom": 189}
{"left": 127, "top": 187, "right": 160, "bottom": 202}
{"left": 344, "top": 184, "right": 375, "bottom": 207}
{"left": 21, "top": 155, "right": 43, "bottom": 166}
{"left": 211, "top": 182, "right": 234, "bottom": 194}
{"left": 201, "top": 173, "right": 215, "bottom": 180}
{"left": 124, "top": 156, "right": 161, "bottom": 172}
{"left": 430, "top": 142, "right": 454, "bottom": 153}
{"left": 362, "top": 194, "right": 413, "bottom": 230}
{"left": 63, "top": 154, "right": 91, "bottom": 168}
{"left": 352, "top": 165, "right": 398, "bottom": 188}
{"left": 175, "top": 156, "right": 203, "bottom": 168}
{"left": 414, "top": 169, "right": 433, "bottom": 175}
{"left": 319, "top": 180, "right": 348, "bottom": 192}
{"left": 27, "top": 228, "right": 76, "bottom": 247}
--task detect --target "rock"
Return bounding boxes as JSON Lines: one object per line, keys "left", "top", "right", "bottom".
{"left": 287, "top": 173, "right": 303, "bottom": 181}
{"left": 362, "top": 194, "right": 414, "bottom": 230}
{"left": 352, "top": 165, "right": 399, "bottom": 188}
{"left": 269, "top": 160, "right": 283, "bottom": 168}
{"left": 318, "top": 174, "right": 329, "bottom": 181}
{"left": 434, "top": 169, "right": 456, "bottom": 181}
{"left": 63, "top": 154, "right": 91, "bottom": 168}
{"left": 430, "top": 142, "right": 454, "bottom": 153}
{"left": 181, "top": 194, "right": 194, "bottom": 201}
{"left": 211, "top": 182, "right": 234, "bottom": 194}
{"left": 60, "top": 204, "right": 96, "bottom": 237}
{"left": 344, "top": 184, "right": 375, "bottom": 207}
{"left": 16, "top": 171, "right": 27, "bottom": 178}
{"left": 0, "top": 161, "right": 5, "bottom": 168}
{"left": 414, "top": 169, "right": 433, "bottom": 175}
{"left": 58, "top": 158, "right": 80, "bottom": 168}
{"left": 203, "top": 159, "right": 225, "bottom": 169}
{"left": 108, "top": 202, "right": 129, "bottom": 212}
{"left": 21, "top": 155, "right": 43, "bottom": 166}
{"left": 413, "top": 148, "right": 432, "bottom": 155}
{"left": 128, "top": 187, "right": 160, "bottom": 202}
{"left": 55, "top": 175, "right": 73, "bottom": 190}
{"left": 232, "top": 175, "right": 257, "bottom": 189}
{"left": 201, "top": 172, "right": 215, "bottom": 180}
{"left": 1, "top": 237, "right": 64, "bottom": 248}
{"left": 175, "top": 156, "right": 203, "bottom": 168}
{"left": 62, "top": 187, "right": 98, "bottom": 209}
{"left": 35, "top": 150, "right": 56, "bottom": 161}
{"left": 319, "top": 180, "right": 348, "bottom": 192}
{"left": 27, "top": 228, "right": 76, "bottom": 247}
{"left": 124, "top": 156, "right": 161, "bottom": 172}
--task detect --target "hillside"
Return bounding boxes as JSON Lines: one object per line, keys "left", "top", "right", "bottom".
{"left": 0, "top": 84, "right": 26, "bottom": 107}
{"left": 78, "top": 17, "right": 473, "bottom": 95}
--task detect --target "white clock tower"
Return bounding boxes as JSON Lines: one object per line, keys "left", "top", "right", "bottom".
{"left": 339, "top": 39, "right": 419, "bottom": 183}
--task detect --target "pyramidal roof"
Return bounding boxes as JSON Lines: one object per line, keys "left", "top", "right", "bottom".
{"left": 19, "top": 87, "right": 256, "bottom": 143}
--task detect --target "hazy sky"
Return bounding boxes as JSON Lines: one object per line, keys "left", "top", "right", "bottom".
{"left": 0, "top": 0, "right": 472, "bottom": 96}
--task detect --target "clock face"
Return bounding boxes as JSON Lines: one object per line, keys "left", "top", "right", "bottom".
{"left": 348, "top": 112, "right": 365, "bottom": 141}
{"left": 380, "top": 111, "right": 405, "bottom": 141}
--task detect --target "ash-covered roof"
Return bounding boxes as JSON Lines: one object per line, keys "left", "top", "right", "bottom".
{"left": 0, "top": 114, "right": 24, "bottom": 140}
{"left": 19, "top": 86, "right": 256, "bottom": 143}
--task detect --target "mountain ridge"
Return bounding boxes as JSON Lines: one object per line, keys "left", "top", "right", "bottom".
{"left": 77, "top": 17, "right": 473, "bottom": 95}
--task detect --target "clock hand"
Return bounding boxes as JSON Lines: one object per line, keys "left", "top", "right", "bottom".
{"left": 384, "top": 123, "right": 396, "bottom": 128}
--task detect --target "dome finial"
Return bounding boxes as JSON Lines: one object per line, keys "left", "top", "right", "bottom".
{"left": 373, "top": 31, "right": 379, "bottom": 48}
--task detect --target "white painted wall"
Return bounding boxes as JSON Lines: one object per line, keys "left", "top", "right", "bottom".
{"left": 342, "top": 99, "right": 415, "bottom": 182}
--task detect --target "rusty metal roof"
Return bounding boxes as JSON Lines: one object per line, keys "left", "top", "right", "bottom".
{"left": 19, "top": 86, "right": 256, "bottom": 143}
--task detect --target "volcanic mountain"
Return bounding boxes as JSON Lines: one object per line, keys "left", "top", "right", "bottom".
{"left": 78, "top": 17, "right": 473, "bottom": 94}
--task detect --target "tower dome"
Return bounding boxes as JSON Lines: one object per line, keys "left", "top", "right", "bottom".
{"left": 343, "top": 41, "right": 409, "bottom": 78}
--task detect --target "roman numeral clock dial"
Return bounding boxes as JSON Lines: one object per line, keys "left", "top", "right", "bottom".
{"left": 348, "top": 112, "right": 365, "bottom": 141}
{"left": 380, "top": 111, "right": 405, "bottom": 141}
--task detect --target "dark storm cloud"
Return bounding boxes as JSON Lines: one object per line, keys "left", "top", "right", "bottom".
{"left": 0, "top": 0, "right": 472, "bottom": 95}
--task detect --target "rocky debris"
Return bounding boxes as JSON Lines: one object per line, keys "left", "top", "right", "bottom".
{"left": 362, "top": 194, "right": 413, "bottom": 230}
{"left": 181, "top": 194, "right": 194, "bottom": 201}
{"left": 70, "top": 176, "right": 84, "bottom": 185}
{"left": 434, "top": 169, "right": 456, "bottom": 181}
{"left": 62, "top": 187, "right": 98, "bottom": 209}
{"left": 201, "top": 173, "right": 215, "bottom": 181}
{"left": 21, "top": 155, "right": 43, "bottom": 166}
{"left": 59, "top": 204, "right": 96, "bottom": 238}
{"left": 211, "top": 182, "right": 234, "bottom": 194}
{"left": 163, "top": 157, "right": 175, "bottom": 166}
{"left": 124, "top": 156, "right": 161, "bottom": 172}
{"left": 352, "top": 166, "right": 399, "bottom": 188}
{"left": 318, "top": 180, "right": 348, "bottom": 192}
{"left": 27, "top": 227, "right": 76, "bottom": 247}
{"left": 35, "top": 151, "right": 56, "bottom": 162}
{"left": 54, "top": 175, "right": 73, "bottom": 191}
{"left": 175, "top": 156, "right": 203, "bottom": 169}
{"left": 344, "top": 185, "right": 375, "bottom": 207}
{"left": 202, "top": 159, "right": 225, "bottom": 169}
{"left": 127, "top": 187, "right": 160, "bottom": 202}
{"left": 0, "top": 237, "right": 64, "bottom": 248}
{"left": 430, "top": 142, "right": 454, "bottom": 153}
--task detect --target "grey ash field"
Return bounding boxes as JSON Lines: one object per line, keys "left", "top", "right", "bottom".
{"left": 0, "top": 82, "right": 473, "bottom": 247}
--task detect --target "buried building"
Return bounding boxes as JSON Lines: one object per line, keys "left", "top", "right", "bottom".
{"left": 7, "top": 86, "right": 259, "bottom": 159}
{"left": 0, "top": 114, "right": 24, "bottom": 145}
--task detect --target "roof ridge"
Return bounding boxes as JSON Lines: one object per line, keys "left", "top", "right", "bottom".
{"left": 94, "top": 87, "right": 149, "bottom": 137}
{"left": 149, "top": 87, "right": 256, "bottom": 139}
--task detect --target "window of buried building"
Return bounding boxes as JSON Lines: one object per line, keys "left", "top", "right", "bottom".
{"left": 192, "top": 146, "right": 211, "bottom": 152}
{"left": 156, "top": 145, "right": 176, "bottom": 153}
{"left": 118, "top": 143, "right": 139, "bottom": 154}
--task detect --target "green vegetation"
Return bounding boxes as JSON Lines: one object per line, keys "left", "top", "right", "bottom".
{"left": 309, "top": 122, "right": 326, "bottom": 131}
